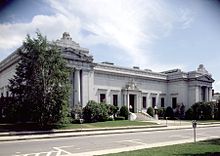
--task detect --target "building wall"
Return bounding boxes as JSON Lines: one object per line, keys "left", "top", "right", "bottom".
{"left": 167, "top": 80, "right": 189, "bottom": 109}
{"left": 93, "top": 70, "right": 168, "bottom": 111}
{"left": 0, "top": 63, "right": 17, "bottom": 96}
{"left": 0, "top": 33, "right": 215, "bottom": 114}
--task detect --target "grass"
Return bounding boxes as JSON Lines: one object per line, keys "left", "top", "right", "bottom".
{"left": 0, "top": 120, "right": 157, "bottom": 132}
{"left": 101, "top": 139, "right": 220, "bottom": 156}
{"left": 197, "top": 120, "right": 220, "bottom": 123}
{"left": 60, "top": 120, "right": 157, "bottom": 129}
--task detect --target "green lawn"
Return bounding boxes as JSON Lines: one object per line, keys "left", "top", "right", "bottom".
{"left": 0, "top": 120, "right": 157, "bottom": 131}
{"left": 101, "top": 139, "right": 220, "bottom": 156}
{"left": 61, "top": 120, "right": 157, "bottom": 129}
{"left": 198, "top": 120, "right": 220, "bottom": 123}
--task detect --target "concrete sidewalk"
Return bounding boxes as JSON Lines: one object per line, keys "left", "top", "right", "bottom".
{"left": 0, "top": 121, "right": 220, "bottom": 142}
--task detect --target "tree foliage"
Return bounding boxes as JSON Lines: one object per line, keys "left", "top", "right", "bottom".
{"left": 185, "top": 108, "right": 193, "bottom": 120}
{"left": 190, "top": 102, "right": 214, "bottom": 120}
{"left": 83, "top": 100, "right": 109, "bottom": 123}
{"left": 119, "top": 105, "right": 129, "bottom": 120}
{"left": 147, "top": 107, "right": 154, "bottom": 117}
{"left": 165, "top": 106, "right": 174, "bottom": 119}
{"left": 9, "top": 32, "right": 70, "bottom": 126}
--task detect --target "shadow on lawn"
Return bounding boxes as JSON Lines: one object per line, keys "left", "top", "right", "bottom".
{"left": 176, "top": 139, "right": 220, "bottom": 156}
{"left": 0, "top": 123, "right": 64, "bottom": 132}
{"left": 177, "top": 152, "right": 220, "bottom": 156}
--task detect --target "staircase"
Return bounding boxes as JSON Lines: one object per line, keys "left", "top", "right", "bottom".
{"left": 135, "top": 111, "right": 156, "bottom": 121}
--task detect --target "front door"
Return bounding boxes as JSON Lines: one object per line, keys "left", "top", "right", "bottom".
{"left": 129, "top": 94, "right": 135, "bottom": 112}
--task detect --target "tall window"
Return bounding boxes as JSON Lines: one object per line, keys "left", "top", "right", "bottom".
{"left": 152, "top": 97, "right": 156, "bottom": 108}
{"left": 172, "top": 97, "right": 177, "bottom": 109}
{"left": 113, "top": 94, "right": 118, "bottom": 106}
{"left": 100, "top": 94, "right": 106, "bottom": 103}
{"left": 142, "top": 96, "right": 147, "bottom": 109}
{"left": 161, "top": 98, "right": 165, "bottom": 107}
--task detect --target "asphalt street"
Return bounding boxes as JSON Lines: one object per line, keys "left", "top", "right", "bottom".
{"left": 0, "top": 126, "right": 219, "bottom": 156}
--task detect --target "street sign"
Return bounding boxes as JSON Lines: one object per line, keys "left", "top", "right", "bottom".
{"left": 192, "top": 120, "right": 197, "bottom": 128}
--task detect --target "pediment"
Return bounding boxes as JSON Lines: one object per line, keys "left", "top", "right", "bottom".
{"left": 61, "top": 47, "right": 93, "bottom": 63}
{"left": 196, "top": 75, "right": 215, "bottom": 83}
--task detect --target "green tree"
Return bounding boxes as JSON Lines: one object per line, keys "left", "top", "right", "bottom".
{"left": 9, "top": 32, "right": 70, "bottom": 126}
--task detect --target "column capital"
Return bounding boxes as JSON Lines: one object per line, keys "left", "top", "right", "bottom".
{"left": 74, "top": 68, "right": 81, "bottom": 71}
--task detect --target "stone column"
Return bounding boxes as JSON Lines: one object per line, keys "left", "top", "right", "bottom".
{"left": 127, "top": 93, "right": 130, "bottom": 111}
{"left": 195, "top": 86, "right": 199, "bottom": 102}
{"left": 69, "top": 70, "right": 74, "bottom": 107}
{"left": 208, "top": 87, "right": 212, "bottom": 102}
{"left": 205, "top": 87, "right": 209, "bottom": 102}
{"left": 74, "top": 69, "right": 81, "bottom": 105}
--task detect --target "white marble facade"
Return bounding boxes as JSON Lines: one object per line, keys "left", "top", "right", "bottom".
{"left": 0, "top": 33, "right": 215, "bottom": 112}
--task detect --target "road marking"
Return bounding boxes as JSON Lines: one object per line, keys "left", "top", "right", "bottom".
{"left": 53, "top": 147, "right": 72, "bottom": 156}
{"left": 12, "top": 146, "right": 74, "bottom": 156}
{"left": 116, "top": 139, "right": 146, "bottom": 145}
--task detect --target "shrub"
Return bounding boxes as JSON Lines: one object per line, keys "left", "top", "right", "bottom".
{"left": 107, "top": 105, "right": 118, "bottom": 116}
{"left": 215, "top": 101, "right": 220, "bottom": 120}
{"left": 119, "top": 106, "right": 129, "bottom": 120}
{"left": 82, "top": 100, "right": 108, "bottom": 123}
{"left": 71, "top": 104, "right": 82, "bottom": 119}
{"left": 201, "top": 102, "right": 212, "bottom": 120}
{"left": 158, "top": 108, "right": 165, "bottom": 118}
{"left": 165, "top": 106, "right": 174, "bottom": 119}
{"left": 147, "top": 107, "right": 154, "bottom": 117}
{"left": 180, "top": 104, "right": 185, "bottom": 119}
{"left": 185, "top": 108, "right": 193, "bottom": 120}
{"left": 114, "top": 116, "right": 125, "bottom": 120}
{"left": 190, "top": 102, "right": 214, "bottom": 120}
{"left": 192, "top": 102, "right": 201, "bottom": 120}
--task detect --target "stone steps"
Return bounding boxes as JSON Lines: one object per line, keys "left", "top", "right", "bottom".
{"left": 135, "top": 112, "right": 156, "bottom": 121}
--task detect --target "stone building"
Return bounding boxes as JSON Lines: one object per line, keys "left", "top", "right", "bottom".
{"left": 0, "top": 32, "right": 215, "bottom": 112}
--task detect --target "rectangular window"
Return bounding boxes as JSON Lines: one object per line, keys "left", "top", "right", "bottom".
{"left": 100, "top": 94, "right": 106, "bottom": 103}
{"left": 161, "top": 98, "right": 165, "bottom": 107}
{"left": 113, "top": 94, "right": 118, "bottom": 106}
{"left": 172, "top": 97, "right": 177, "bottom": 109}
{"left": 152, "top": 97, "right": 156, "bottom": 108}
{"left": 142, "top": 96, "right": 146, "bottom": 109}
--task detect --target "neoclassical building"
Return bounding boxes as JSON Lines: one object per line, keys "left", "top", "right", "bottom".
{"left": 0, "top": 32, "right": 215, "bottom": 112}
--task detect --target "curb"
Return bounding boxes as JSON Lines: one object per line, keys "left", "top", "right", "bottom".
{"left": 0, "top": 125, "right": 165, "bottom": 137}
{"left": 0, "top": 124, "right": 219, "bottom": 142}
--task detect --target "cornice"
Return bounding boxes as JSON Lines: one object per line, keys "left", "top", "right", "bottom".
{"left": 94, "top": 63, "right": 167, "bottom": 80}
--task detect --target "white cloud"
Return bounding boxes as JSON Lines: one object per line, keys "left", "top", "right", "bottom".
{"left": 178, "top": 8, "right": 194, "bottom": 29}
{"left": 47, "top": 0, "right": 183, "bottom": 69}
{"left": 0, "top": 13, "right": 81, "bottom": 60}
{"left": 0, "top": 0, "right": 194, "bottom": 71}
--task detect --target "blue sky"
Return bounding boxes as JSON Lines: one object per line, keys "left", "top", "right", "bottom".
{"left": 0, "top": 0, "right": 220, "bottom": 92}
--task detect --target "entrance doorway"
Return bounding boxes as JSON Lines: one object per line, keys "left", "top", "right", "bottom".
{"left": 129, "top": 94, "right": 135, "bottom": 112}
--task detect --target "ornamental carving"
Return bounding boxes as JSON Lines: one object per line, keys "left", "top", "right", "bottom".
{"left": 124, "top": 79, "right": 139, "bottom": 91}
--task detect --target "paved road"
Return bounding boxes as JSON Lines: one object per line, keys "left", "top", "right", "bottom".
{"left": 0, "top": 127, "right": 220, "bottom": 156}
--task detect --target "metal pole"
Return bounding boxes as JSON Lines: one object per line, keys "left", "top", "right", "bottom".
{"left": 194, "top": 127, "right": 196, "bottom": 143}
